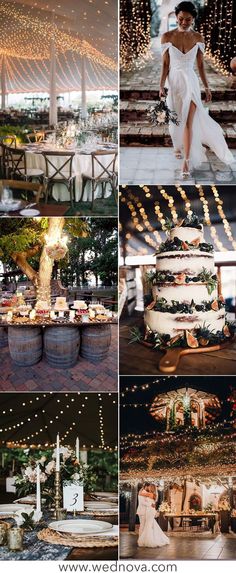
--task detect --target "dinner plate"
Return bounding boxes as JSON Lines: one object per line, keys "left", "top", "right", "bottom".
{"left": 0, "top": 503, "right": 34, "bottom": 514}
{"left": 49, "top": 519, "right": 113, "bottom": 535}
{"left": 0, "top": 201, "right": 22, "bottom": 212}
{"left": 84, "top": 502, "right": 116, "bottom": 509}
{"left": 85, "top": 507, "right": 118, "bottom": 513}
{"left": 19, "top": 209, "right": 40, "bottom": 217}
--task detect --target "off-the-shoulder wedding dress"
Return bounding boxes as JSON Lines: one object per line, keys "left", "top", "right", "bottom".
{"left": 161, "top": 42, "right": 234, "bottom": 168}
{"left": 138, "top": 498, "right": 170, "bottom": 548}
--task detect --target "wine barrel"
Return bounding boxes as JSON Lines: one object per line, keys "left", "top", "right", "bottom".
{"left": 8, "top": 326, "right": 42, "bottom": 366}
{"left": 80, "top": 324, "right": 111, "bottom": 362}
{"left": 0, "top": 327, "right": 8, "bottom": 348}
{"left": 44, "top": 326, "right": 80, "bottom": 369}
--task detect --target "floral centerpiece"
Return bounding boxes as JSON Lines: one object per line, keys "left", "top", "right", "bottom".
{"left": 45, "top": 241, "right": 68, "bottom": 261}
{"left": 14, "top": 446, "right": 97, "bottom": 507}
{"left": 159, "top": 501, "right": 171, "bottom": 514}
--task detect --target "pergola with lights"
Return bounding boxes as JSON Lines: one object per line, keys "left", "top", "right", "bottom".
{"left": 0, "top": 0, "right": 118, "bottom": 123}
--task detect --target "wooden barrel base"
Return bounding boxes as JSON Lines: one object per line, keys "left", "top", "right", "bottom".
{"left": 8, "top": 326, "right": 42, "bottom": 366}
{"left": 44, "top": 326, "right": 80, "bottom": 369}
{"left": 80, "top": 324, "right": 111, "bottom": 362}
{"left": 0, "top": 327, "right": 8, "bottom": 348}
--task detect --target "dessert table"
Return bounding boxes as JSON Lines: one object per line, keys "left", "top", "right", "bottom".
{"left": 120, "top": 313, "right": 236, "bottom": 375}
{"left": 21, "top": 143, "right": 118, "bottom": 202}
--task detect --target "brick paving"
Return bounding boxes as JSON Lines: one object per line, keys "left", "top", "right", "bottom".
{"left": 0, "top": 325, "right": 118, "bottom": 392}
{"left": 120, "top": 37, "right": 236, "bottom": 155}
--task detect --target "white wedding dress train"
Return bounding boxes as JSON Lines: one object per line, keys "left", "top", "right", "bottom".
{"left": 138, "top": 500, "right": 170, "bottom": 548}
{"left": 162, "top": 42, "right": 234, "bottom": 168}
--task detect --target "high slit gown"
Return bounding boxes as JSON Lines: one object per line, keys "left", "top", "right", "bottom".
{"left": 161, "top": 42, "right": 234, "bottom": 168}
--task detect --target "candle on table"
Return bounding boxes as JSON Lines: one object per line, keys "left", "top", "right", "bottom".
{"left": 59, "top": 311, "right": 64, "bottom": 318}
{"left": 50, "top": 311, "right": 55, "bottom": 320}
{"left": 29, "top": 309, "right": 36, "bottom": 320}
{"left": 36, "top": 464, "right": 41, "bottom": 513}
{"left": 56, "top": 433, "right": 60, "bottom": 471}
{"left": 75, "top": 437, "right": 79, "bottom": 461}
{"left": 69, "top": 310, "right": 75, "bottom": 321}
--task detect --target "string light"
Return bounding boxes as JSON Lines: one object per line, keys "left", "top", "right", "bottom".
{"left": 0, "top": 1, "right": 116, "bottom": 70}
{"left": 201, "top": 0, "right": 234, "bottom": 76}
{"left": 120, "top": 185, "right": 236, "bottom": 254}
{"left": 0, "top": 393, "right": 117, "bottom": 451}
{"left": 120, "top": 0, "right": 151, "bottom": 71}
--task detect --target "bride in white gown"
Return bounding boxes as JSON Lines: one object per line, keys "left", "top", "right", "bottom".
{"left": 137, "top": 484, "right": 170, "bottom": 548}
{"left": 159, "top": 1, "right": 234, "bottom": 176}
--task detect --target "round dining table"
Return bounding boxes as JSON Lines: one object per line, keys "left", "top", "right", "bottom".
{"left": 21, "top": 142, "right": 118, "bottom": 202}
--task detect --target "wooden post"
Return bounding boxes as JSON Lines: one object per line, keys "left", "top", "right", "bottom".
{"left": 129, "top": 483, "right": 138, "bottom": 531}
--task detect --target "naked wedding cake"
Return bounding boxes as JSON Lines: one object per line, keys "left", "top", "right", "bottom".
{"left": 144, "top": 215, "right": 228, "bottom": 347}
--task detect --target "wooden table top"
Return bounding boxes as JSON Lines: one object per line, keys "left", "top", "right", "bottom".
{"left": 0, "top": 203, "right": 68, "bottom": 217}
{"left": 120, "top": 313, "right": 236, "bottom": 375}
{"left": 0, "top": 319, "right": 118, "bottom": 328}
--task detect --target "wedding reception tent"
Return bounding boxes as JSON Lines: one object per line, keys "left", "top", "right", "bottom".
{"left": 0, "top": 0, "right": 117, "bottom": 119}
{"left": 0, "top": 392, "right": 118, "bottom": 560}
{"left": 120, "top": 375, "right": 236, "bottom": 560}
{"left": 0, "top": 1, "right": 118, "bottom": 214}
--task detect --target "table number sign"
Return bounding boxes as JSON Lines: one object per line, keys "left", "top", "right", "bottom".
{"left": 63, "top": 483, "right": 84, "bottom": 511}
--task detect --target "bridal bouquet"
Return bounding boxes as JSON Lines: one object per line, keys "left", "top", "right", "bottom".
{"left": 147, "top": 99, "right": 179, "bottom": 126}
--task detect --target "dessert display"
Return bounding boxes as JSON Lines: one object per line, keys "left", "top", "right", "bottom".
{"left": 89, "top": 304, "right": 106, "bottom": 315}
{"left": 54, "top": 297, "right": 69, "bottom": 312}
{"left": 35, "top": 300, "right": 50, "bottom": 317}
{"left": 139, "top": 215, "right": 234, "bottom": 349}
{"left": 73, "top": 300, "right": 88, "bottom": 314}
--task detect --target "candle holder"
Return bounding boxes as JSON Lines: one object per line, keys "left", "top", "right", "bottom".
{"left": 54, "top": 470, "right": 62, "bottom": 518}
{"left": 0, "top": 523, "right": 8, "bottom": 546}
{"left": 7, "top": 527, "right": 24, "bottom": 551}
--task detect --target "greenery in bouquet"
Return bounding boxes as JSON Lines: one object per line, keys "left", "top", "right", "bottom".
{"left": 147, "top": 99, "right": 179, "bottom": 126}
{"left": 14, "top": 446, "right": 97, "bottom": 506}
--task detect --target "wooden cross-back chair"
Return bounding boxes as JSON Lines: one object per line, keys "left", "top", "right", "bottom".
{"left": 42, "top": 151, "right": 76, "bottom": 206}
{"left": 80, "top": 150, "right": 118, "bottom": 210}
{"left": 3, "top": 146, "right": 44, "bottom": 182}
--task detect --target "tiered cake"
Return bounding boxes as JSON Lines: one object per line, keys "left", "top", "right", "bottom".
{"left": 144, "top": 216, "right": 227, "bottom": 345}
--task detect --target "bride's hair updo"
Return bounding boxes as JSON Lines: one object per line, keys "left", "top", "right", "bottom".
{"left": 175, "top": 1, "right": 197, "bottom": 18}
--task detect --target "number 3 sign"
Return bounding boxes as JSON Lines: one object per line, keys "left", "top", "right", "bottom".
{"left": 63, "top": 483, "right": 84, "bottom": 511}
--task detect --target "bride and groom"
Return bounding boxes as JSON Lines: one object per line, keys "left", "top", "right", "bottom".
{"left": 136, "top": 483, "right": 170, "bottom": 548}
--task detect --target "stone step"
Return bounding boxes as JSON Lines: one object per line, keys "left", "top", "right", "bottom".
{"left": 120, "top": 121, "right": 236, "bottom": 147}
{"left": 120, "top": 100, "right": 236, "bottom": 123}
{"left": 120, "top": 87, "right": 236, "bottom": 102}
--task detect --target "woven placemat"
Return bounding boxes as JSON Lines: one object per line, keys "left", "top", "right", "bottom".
{"left": 38, "top": 528, "right": 118, "bottom": 548}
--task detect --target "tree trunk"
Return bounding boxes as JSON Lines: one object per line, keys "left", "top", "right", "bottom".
{"left": 36, "top": 217, "right": 65, "bottom": 307}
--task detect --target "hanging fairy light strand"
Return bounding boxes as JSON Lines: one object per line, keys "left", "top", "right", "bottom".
{"left": 120, "top": 186, "right": 236, "bottom": 254}
{"left": 0, "top": 1, "right": 116, "bottom": 69}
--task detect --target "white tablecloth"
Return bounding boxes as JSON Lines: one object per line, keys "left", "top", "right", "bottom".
{"left": 25, "top": 147, "right": 117, "bottom": 202}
